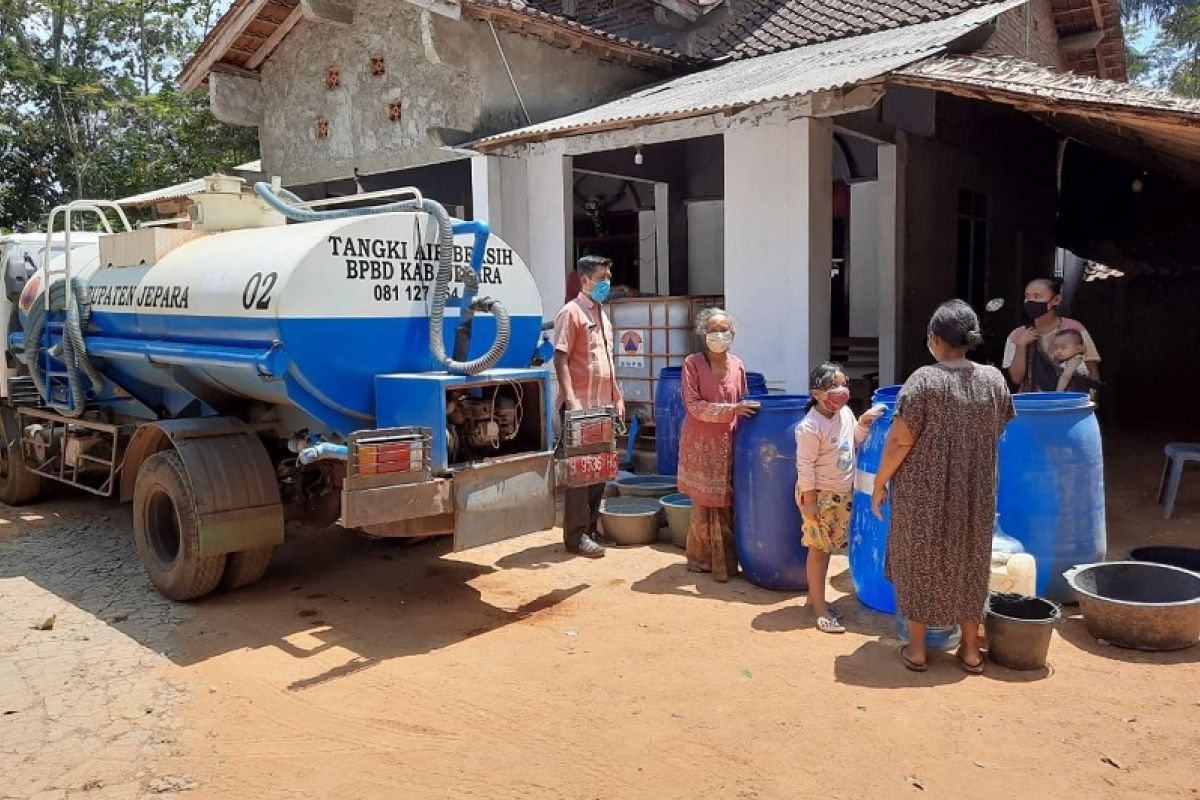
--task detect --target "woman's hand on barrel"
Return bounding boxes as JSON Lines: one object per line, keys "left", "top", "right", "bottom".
{"left": 734, "top": 400, "right": 760, "bottom": 418}
{"left": 870, "top": 482, "right": 889, "bottom": 520}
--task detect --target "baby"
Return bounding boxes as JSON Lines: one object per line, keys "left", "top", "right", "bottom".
{"left": 1051, "top": 330, "right": 1096, "bottom": 393}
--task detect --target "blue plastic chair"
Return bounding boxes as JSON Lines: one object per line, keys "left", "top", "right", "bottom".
{"left": 1158, "top": 443, "right": 1200, "bottom": 519}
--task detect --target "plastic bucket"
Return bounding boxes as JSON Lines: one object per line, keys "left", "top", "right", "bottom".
{"left": 985, "top": 593, "right": 1061, "bottom": 670}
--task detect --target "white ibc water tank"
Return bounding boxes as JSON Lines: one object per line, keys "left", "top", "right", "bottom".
{"left": 610, "top": 297, "right": 696, "bottom": 404}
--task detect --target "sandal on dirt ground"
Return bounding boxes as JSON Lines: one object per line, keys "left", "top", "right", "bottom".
{"left": 816, "top": 615, "right": 845, "bottom": 633}
{"left": 956, "top": 647, "right": 986, "bottom": 675}
{"left": 898, "top": 644, "right": 927, "bottom": 672}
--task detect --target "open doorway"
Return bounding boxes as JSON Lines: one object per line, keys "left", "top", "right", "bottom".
{"left": 571, "top": 169, "right": 665, "bottom": 298}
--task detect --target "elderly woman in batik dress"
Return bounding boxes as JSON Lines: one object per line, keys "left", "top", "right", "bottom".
{"left": 676, "top": 308, "right": 759, "bottom": 581}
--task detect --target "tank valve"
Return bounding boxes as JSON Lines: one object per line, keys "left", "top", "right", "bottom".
{"left": 297, "top": 442, "right": 349, "bottom": 466}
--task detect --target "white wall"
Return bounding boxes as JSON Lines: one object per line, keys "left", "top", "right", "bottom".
{"left": 471, "top": 154, "right": 529, "bottom": 260}
{"left": 877, "top": 140, "right": 906, "bottom": 386}
{"left": 849, "top": 181, "right": 881, "bottom": 338}
{"left": 523, "top": 149, "right": 572, "bottom": 317}
{"left": 686, "top": 199, "right": 724, "bottom": 295}
{"left": 723, "top": 117, "right": 832, "bottom": 392}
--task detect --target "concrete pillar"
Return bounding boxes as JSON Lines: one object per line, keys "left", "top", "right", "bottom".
{"left": 524, "top": 147, "right": 572, "bottom": 317}
{"left": 470, "top": 154, "right": 529, "bottom": 259}
{"left": 723, "top": 117, "right": 833, "bottom": 393}
{"left": 877, "top": 137, "right": 906, "bottom": 385}
{"left": 849, "top": 181, "right": 881, "bottom": 338}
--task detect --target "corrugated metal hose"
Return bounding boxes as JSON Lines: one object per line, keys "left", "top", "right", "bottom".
{"left": 24, "top": 277, "right": 104, "bottom": 417}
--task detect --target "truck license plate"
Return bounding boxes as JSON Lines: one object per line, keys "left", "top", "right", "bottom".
{"left": 560, "top": 451, "right": 619, "bottom": 489}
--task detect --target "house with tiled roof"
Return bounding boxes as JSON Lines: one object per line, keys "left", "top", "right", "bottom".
{"left": 182, "top": 0, "right": 1200, "bottom": 415}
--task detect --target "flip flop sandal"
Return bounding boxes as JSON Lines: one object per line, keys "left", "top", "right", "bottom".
{"left": 956, "top": 648, "right": 986, "bottom": 675}
{"left": 898, "top": 644, "right": 927, "bottom": 672}
{"left": 816, "top": 615, "right": 845, "bottom": 634}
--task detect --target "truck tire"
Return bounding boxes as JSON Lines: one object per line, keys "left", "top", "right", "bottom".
{"left": 0, "top": 430, "right": 41, "bottom": 506}
{"left": 220, "top": 547, "right": 274, "bottom": 591}
{"left": 132, "top": 450, "right": 226, "bottom": 601}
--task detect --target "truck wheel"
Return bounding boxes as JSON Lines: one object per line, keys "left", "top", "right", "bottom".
{"left": 220, "top": 547, "right": 274, "bottom": 591}
{"left": 0, "top": 431, "right": 41, "bottom": 506}
{"left": 132, "top": 450, "right": 226, "bottom": 601}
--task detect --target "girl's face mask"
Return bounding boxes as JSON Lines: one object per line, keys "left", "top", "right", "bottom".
{"left": 706, "top": 331, "right": 733, "bottom": 353}
{"left": 821, "top": 386, "right": 851, "bottom": 411}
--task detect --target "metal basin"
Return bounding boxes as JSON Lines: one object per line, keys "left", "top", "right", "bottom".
{"left": 599, "top": 497, "right": 661, "bottom": 546}
{"left": 1129, "top": 546, "right": 1200, "bottom": 574}
{"left": 615, "top": 474, "right": 678, "bottom": 499}
{"left": 659, "top": 493, "right": 692, "bottom": 549}
{"left": 1064, "top": 561, "right": 1200, "bottom": 651}
{"left": 603, "top": 471, "right": 636, "bottom": 500}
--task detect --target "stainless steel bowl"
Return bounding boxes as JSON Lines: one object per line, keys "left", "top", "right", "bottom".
{"left": 658, "top": 493, "right": 692, "bottom": 549}
{"left": 615, "top": 474, "right": 678, "bottom": 499}
{"left": 599, "top": 497, "right": 661, "bottom": 546}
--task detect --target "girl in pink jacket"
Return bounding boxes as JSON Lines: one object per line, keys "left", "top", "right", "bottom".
{"left": 795, "top": 363, "right": 882, "bottom": 633}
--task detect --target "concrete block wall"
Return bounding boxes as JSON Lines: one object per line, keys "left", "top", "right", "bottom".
{"left": 254, "top": 0, "right": 651, "bottom": 185}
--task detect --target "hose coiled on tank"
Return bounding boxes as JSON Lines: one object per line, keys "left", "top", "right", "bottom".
{"left": 253, "top": 183, "right": 511, "bottom": 375}
{"left": 23, "top": 277, "right": 104, "bottom": 417}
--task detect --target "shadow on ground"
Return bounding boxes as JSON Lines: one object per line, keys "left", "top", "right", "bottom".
{"left": 1055, "top": 612, "right": 1200, "bottom": 665}
{"left": 630, "top": 560, "right": 793, "bottom": 606}
{"left": 0, "top": 496, "right": 587, "bottom": 685}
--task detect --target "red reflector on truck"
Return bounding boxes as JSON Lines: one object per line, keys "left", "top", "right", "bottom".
{"left": 350, "top": 429, "right": 430, "bottom": 480}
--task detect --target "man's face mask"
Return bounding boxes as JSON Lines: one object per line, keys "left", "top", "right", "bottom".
{"left": 589, "top": 278, "right": 611, "bottom": 303}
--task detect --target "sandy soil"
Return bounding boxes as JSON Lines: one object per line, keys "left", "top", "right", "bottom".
{"left": 2, "top": 434, "right": 1198, "bottom": 799}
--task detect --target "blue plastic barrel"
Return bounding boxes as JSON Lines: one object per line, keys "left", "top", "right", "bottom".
{"left": 734, "top": 394, "right": 812, "bottom": 590}
{"left": 656, "top": 368, "right": 769, "bottom": 476}
{"left": 997, "top": 392, "right": 1106, "bottom": 602}
{"left": 848, "top": 385, "right": 901, "bottom": 612}
{"left": 655, "top": 367, "right": 684, "bottom": 475}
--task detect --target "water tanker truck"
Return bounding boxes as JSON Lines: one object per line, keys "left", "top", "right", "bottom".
{"left": 0, "top": 177, "right": 618, "bottom": 600}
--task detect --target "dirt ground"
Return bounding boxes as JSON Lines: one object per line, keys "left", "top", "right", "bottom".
{"left": 2, "top": 433, "right": 1199, "bottom": 800}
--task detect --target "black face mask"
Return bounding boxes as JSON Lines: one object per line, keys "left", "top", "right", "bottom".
{"left": 1023, "top": 300, "right": 1051, "bottom": 320}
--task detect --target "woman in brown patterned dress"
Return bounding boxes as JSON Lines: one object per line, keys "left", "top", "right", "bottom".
{"left": 871, "top": 300, "right": 1014, "bottom": 674}
{"left": 677, "top": 308, "right": 759, "bottom": 581}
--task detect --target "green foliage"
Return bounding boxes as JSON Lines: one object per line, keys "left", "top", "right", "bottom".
{"left": 1122, "top": 1, "right": 1200, "bottom": 98}
{"left": 0, "top": 0, "right": 256, "bottom": 231}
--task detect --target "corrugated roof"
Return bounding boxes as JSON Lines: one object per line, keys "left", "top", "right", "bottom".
{"left": 473, "top": 0, "right": 1027, "bottom": 149}
{"left": 896, "top": 55, "right": 1200, "bottom": 116}
{"left": 892, "top": 55, "right": 1200, "bottom": 183}
{"left": 116, "top": 179, "right": 208, "bottom": 207}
